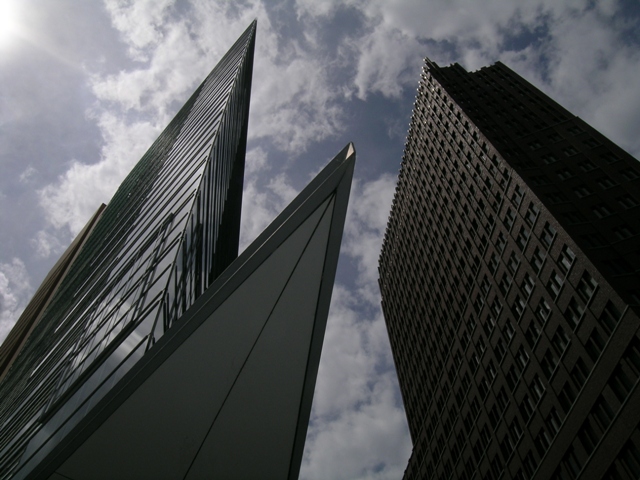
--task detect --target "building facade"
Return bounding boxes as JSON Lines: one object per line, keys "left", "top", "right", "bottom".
{"left": 0, "top": 21, "right": 256, "bottom": 478}
{"left": 0, "top": 21, "right": 354, "bottom": 480}
{"left": 379, "top": 59, "right": 640, "bottom": 480}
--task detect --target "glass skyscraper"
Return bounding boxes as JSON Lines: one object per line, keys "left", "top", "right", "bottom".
{"left": 0, "top": 19, "right": 356, "bottom": 479}
{"left": 0, "top": 22, "right": 255, "bottom": 477}
{"left": 380, "top": 59, "right": 640, "bottom": 480}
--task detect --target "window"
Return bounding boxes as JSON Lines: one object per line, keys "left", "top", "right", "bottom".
{"left": 620, "top": 167, "right": 639, "bottom": 181}
{"left": 513, "top": 295, "right": 526, "bottom": 317}
{"left": 509, "top": 417, "right": 523, "bottom": 440}
{"left": 558, "top": 245, "right": 575, "bottom": 273}
{"left": 618, "top": 194, "right": 638, "bottom": 209}
{"left": 541, "top": 222, "right": 557, "bottom": 248}
{"left": 565, "top": 298, "right": 584, "bottom": 329}
{"left": 546, "top": 191, "right": 569, "bottom": 204}
{"left": 488, "top": 251, "right": 499, "bottom": 273}
{"left": 568, "top": 126, "right": 584, "bottom": 135}
{"left": 535, "top": 428, "right": 552, "bottom": 456}
{"left": 547, "top": 270, "right": 563, "bottom": 297}
{"left": 505, "top": 365, "right": 520, "bottom": 392}
{"left": 609, "top": 365, "right": 634, "bottom": 402}
{"left": 574, "top": 185, "right": 592, "bottom": 198}
{"left": 613, "top": 224, "right": 636, "bottom": 240}
{"left": 516, "top": 226, "right": 530, "bottom": 251}
{"left": 578, "top": 419, "right": 599, "bottom": 455}
{"left": 563, "top": 211, "right": 588, "bottom": 225}
{"left": 523, "top": 451, "right": 539, "bottom": 478}
{"left": 561, "top": 447, "right": 582, "bottom": 478}
{"left": 476, "top": 336, "right": 487, "bottom": 354}
{"left": 583, "top": 137, "right": 601, "bottom": 148}
{"left": 597, "top": 176, "right": 617, "bottom": 189}
{"left": 585, "top": 328, "right": 606, "bottom": 362}
{"left": 499, "top": 272, "right": 512, "bottom": 295}
{"left": 542, "top": 153, "right": 559, "bottom": 164}
{"left": 531, "top": 175, "right": 551, "bottom": 186}
{"left": 571, "top": 358, "right": 589, "bottom": 389}
{"left": 519, "top": 394, "right": 535, "bottom": 421}
{"left": 598, "top": 301, "right": 621, "bottom": 336}
{"left": 525, "top": 318, "right": 542, "bottom": 347}
{"left": 546, "top": 407, "right": 562, "bottom": 435}
{"left": 516, "top": 345, "right": 530, "bottom": 369}
{"left": 525, "top": 203, "right": 540, "bottom": 226}
{"left": 576, "top": 271, "right": 597, "bottom": 301}
{"left": 541, "top": 349, "right": 558, "bottom": 379}
{"left": 552, "top": 326, "right": 570, "bottom": 354}
{"left": 548, "top": 132, "right": 562, "bottom": 142}
{"left": 494, "top": 338, "right": 507, "bottom": 362}
{"left": 580, "top": 233, "right": 608, "bottom": 248}
{"left": 591, "top": 396, "right": 614, "bottom": 432}
{"left": 592, "top": 203, "right": 614, "bottom": 218}
{"left": 529, "top": 140, "right": 543, "bottom": 151}
{"left": 606, "top": 258, "right": 633, "bottom": 275}
{"left": 563, "top": 146, "right": 578, "bottom": 156}
{"left": 531, "top": 247, "right": 545, "bottom": 273}
{"left": 578, "top": 160, "right": 596, "bottom": 172}
{"left": 618, "top": 440, "right": 640, "bottom": 479}
{"left": 536, "top": 298, "right": 552, "bottom": 323}
{"left": 512, "top": 185, "right": 524, "bottom": 205}
{"left": 503, "top": 320, "right": 515, "bottom": 341}
{"left": 504, "top": 208, "right": 516, "bottom": 230}
{"left": 530, "top": 375, "right": 545, "bottom": 402}
{"left": 487, "top": 359, "right": 498, "bottom": 380}
{"left": 481, "top": 275, "right": 491, "bottom": 295}
{"left": 601, "top": 151, "right": 620, "bottom": 164}
{"left": 522, "top": 273, "right": 535, "bottom": 296}
{"left": 490, "top": 297, "right": 503, "bottom": 317}
{"left": 557, "top": 168, "right": 574, "bottom": 180}
{"left": 558, "top": 382, "right": 577, "bottom": 412}
{"left": 496, "top": 232, "right": 507, "bottom": 252}
{"left": 507, "top": 251, "right": 520, "bottom": 275}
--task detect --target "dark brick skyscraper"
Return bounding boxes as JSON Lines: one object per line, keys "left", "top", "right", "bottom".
{"left": 379, "top": 59, "right": 640, "bottom": 480}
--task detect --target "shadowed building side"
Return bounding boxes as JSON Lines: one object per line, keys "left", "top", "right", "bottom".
{"left": 380, "top": 59, "right": 640, "bottom": 480}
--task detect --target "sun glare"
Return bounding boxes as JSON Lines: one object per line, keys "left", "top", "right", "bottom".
{"left": 0, "top": 1, "right": 18, "bottom": 46}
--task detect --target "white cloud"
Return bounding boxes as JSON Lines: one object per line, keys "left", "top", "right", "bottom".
{"left": 245, "top": 146, "right": 269, "bottom": 175}
{"left": 239, "top": 171, "right": 300, "bottom": 252}
{"left": 38, "top": 112, "right": 161, "bottom": 235}
{"left": 37, "top": 0, "right": 352, "bottom": 236}
{"left": 343, "top": 174, "right": 397, "bottom": 302}
{"left": 30, "top": 229, "right": 66, "bottom": 259}
{"left": 351, "top": 22, "right": 423, "bottom": 99}
{"left": 0, "top": 258, "right": 32, "bottom": 343}
{"left": 103, "top": 0, "right": 177, "bottom": 61}
{"left": 301, "top": 285, "right": 410, "bottom": 480}
{"left": 294, "top": 0, "right": 640, "bottom": 155}
{"left": 18, "top": 165, "right": 36, "bottom": 184}
{"left": 300, "top": 172, "right": 410, "bottom": 479}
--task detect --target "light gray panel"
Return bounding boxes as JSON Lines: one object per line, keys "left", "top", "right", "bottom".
{"left": 56, "top": 198, "right": 331, "bottom": 480}
{"left": 185, "top": 198, "right": 335, "bottom": 479}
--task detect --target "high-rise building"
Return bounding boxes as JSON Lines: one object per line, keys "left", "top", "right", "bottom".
{"left": 0, "top": 204, "right": 105, "bottom": 382}
{"left": 379, "top": 59, "right": 640, "bottom": 480}
{"left": 0, "top": 21, "right": 356, "bottom": 479}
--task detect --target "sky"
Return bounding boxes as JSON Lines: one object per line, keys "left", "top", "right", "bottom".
{"left": 0, "top": 0, "right": 639, "bottom": 478}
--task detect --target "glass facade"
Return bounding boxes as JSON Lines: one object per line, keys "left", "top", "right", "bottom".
{"left": 0, "top": 21, "right": 255, "bottom": 479}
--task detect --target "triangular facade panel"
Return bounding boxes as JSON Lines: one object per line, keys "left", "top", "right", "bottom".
{"left": 18, "top": 144, "right": 354, "bottom": 480}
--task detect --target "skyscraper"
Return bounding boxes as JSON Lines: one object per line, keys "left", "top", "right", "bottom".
{"left": 379, "top": 59, "right": 640, "bottom": 480}
{"left": 0, "top": 21, "right": 356, "bottom": 479}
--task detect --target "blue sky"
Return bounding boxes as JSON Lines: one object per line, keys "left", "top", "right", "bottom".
{"left": 0, "top": 1, "right": 639, "bottom": 478}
